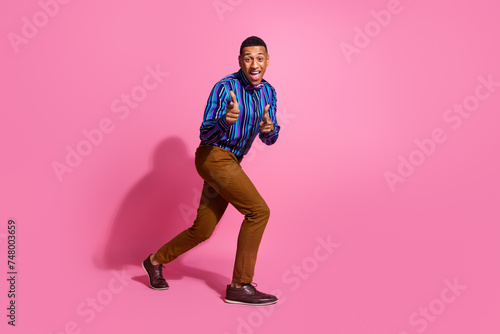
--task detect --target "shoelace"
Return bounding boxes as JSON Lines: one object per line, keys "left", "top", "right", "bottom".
{"left": 156, "top": 264, "right": 166, "bottom": 278}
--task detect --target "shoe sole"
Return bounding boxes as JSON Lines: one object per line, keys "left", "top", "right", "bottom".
{"left": 224, "top": 298, "right": 277, "bottom": 306}
{"left": 142, "top": 261, "right": 169, "bottom": 290}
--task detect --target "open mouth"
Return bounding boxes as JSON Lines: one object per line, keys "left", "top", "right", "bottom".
{"left": 249, "top": 71, "right": 261, "bottom": 81}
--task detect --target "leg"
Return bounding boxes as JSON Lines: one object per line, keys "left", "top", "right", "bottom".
{"left": 144, "top": 153, "right": 228, "bottom": 290}
{"left": 154, "top": 181, "right": 229, "bottom": 263}
{"left": 195, "top": 145, "right": 270, "bottom": 284}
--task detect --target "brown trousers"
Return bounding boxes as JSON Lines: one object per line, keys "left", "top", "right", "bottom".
{"left": 155, "top": 144, "right": 270, "bottom": 283}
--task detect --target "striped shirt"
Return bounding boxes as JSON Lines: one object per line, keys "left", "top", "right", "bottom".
{"left": 199, "top": 69, "right": 280, "bottom": 159}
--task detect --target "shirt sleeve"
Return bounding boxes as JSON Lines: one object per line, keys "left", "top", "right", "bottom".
{"left": 259, "top": 86, "right": 280, "bottom": 145}
{"left": 199, "top": 82, "right": 232, "bottom": 144}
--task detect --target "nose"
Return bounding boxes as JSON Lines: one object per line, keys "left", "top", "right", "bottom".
{"left": 250, "top": 58, "right": 259, "bottom": 69}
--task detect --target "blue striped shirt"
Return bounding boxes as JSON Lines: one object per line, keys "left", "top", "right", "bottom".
{"left": 200, "top": 69, "right": 280, "bottom": 159}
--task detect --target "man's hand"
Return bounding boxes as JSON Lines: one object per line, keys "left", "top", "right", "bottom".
{"left": 259, "top": 104, "right": 274, "bottom": 133}
{"left": 225, "top": 90, "right": 240, "bottom": 124}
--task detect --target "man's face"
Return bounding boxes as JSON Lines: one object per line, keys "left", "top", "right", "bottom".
{"left": 238, "top": 46, "right": 269, "bottom": 86}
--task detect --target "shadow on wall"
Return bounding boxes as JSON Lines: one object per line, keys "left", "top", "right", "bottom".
{"left": 94, "top": 137, "right": 229, "bottom": 296}
{"left": 97, "top": 136, "right": 201, "bottom": 269}
{"left": 95, "top": 136, "right": 230, "bottom": 295}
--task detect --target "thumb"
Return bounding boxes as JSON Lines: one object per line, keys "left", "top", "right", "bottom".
{"left": 263, "top": 105, "right": 271, "bottom": 122}
{"left": 229, "top": 90, "right": 238, "bottom": 104}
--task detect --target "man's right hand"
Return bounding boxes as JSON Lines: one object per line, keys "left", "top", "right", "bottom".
{"left": 225, "top": 90, "right": 240, "bottom": 124}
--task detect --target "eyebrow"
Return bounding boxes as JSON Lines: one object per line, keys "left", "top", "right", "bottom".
{"left": 243, "top": 53, "right": 265, "bottom": 56}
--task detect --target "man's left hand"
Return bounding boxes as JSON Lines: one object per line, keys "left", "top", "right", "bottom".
{"left": 259, "top": 105, "right": 274, "bottom": 133}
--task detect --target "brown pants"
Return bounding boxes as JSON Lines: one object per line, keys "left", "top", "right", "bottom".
{"left": 155, "top": 144, "right": 270, "bottom": 283}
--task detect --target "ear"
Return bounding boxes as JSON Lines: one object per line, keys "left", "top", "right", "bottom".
{"left": 266, "top": 53, "right": 270, "bottom": 66}
{"left": 238, "top": 54, "right": 243, "bottom": 68}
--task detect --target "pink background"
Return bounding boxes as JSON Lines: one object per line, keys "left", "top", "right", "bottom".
{"left": 1, "top": 0, "right": 499, "bottom": 333}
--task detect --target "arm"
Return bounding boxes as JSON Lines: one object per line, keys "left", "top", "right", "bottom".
{"left": 199, "top": 83, "right": 238, "bottom": 144}
{"left": 259, "top": 88, "right": 280, "bottom": 145}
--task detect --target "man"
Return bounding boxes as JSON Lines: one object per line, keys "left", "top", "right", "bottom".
{"left": 142, "top": 36, "right": 280, "bottom": 305}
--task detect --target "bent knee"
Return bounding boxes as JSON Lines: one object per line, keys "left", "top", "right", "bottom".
{"left": 188, "top": 226, "right": 215, "bottom": 242}
{"left": 248, "top": 201, "right": 270, "bottom": 220}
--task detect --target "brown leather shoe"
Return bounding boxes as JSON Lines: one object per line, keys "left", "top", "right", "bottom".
{"left": 225, "top": 283, "right": 278, "bottom": 305}
{"left": 142, "top": 254, "right": 169, "bottom": 290}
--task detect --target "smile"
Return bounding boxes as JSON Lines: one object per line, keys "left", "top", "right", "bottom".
{"left": 249, "top": 71, "right": 261, "bottom": 81}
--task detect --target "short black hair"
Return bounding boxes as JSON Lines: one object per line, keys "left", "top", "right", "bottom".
{"left": 240, "top": 36, "right": 268, "bottom": 55}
